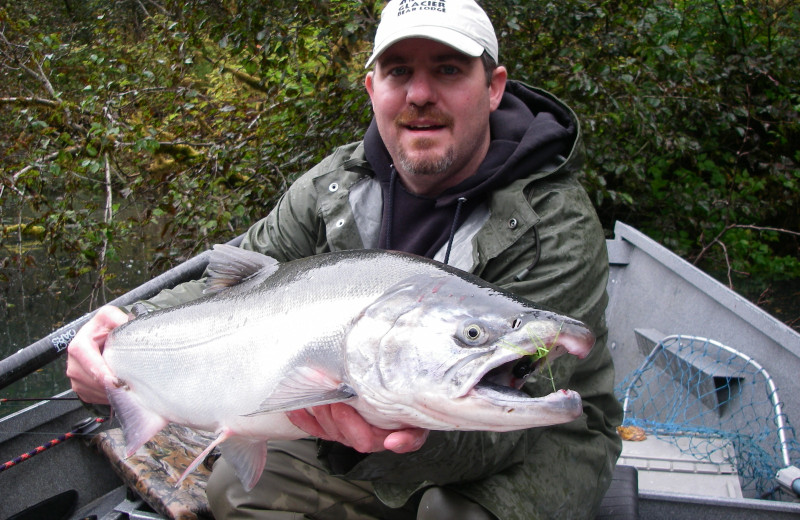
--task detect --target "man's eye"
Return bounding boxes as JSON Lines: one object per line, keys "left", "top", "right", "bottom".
{"left": 440, "top": 65, "right": 460, "bottom": 75}
{"left": 389, "top": 66, "right": 409, "bottom": 77}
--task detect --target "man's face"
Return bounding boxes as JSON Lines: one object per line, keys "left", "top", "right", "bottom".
{"left": 365, "top": 38, "right": 506, "bottom": 197}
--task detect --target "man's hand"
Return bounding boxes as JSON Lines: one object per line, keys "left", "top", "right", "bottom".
{"left": 286, "top": 403, "right": 429, "bottom": 454}
{"left": 66, "top": 305, "right": 129, "bottom": 404}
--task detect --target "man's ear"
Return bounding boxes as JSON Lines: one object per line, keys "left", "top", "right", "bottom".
{"left": 364, "top": 71, "right": 375, "bottom": 102}
{"left": 489, "top": 66, "right": 507, "bottom": 112}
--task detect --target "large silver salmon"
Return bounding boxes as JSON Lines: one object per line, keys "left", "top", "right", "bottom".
{"left": 103, "top": 245, "right": 595, "bottom": 491}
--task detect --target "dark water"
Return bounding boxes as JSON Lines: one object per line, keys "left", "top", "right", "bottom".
{"left": 0, "top": 237, "right": 153, "bottom": 419}
{"left": 737, "top": 278, "right": 800, "bottom": 333}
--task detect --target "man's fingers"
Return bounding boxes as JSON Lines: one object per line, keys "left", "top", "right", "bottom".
{"left": 66, "top": 305, "right": 128, "bottom": 404}
{"left": 66, "top": 362, "right": 109, "bottom": 404}
{"left": 287, "top": 404, "right": 430, "bottom": 454}
{"left": 384, "top": 428, "right": 429, "bottom": 453}
{"left": 285, "top": 409, "right": 333, "bottom": 440}
{"left": 310, "top": 404, "right": 346, "bottom": 442}
{"left": 330, "top": 403, "right": 385, "bottom": 453}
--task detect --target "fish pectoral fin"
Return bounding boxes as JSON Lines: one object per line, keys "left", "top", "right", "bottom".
{"left": 243, "top": 385, "right": 356, "bottom": 416}
{"left": 105, "top": 383, "right": 168, "bottom": 457}
{"left": 204, "top": 244, "right": 280, "bottom": 292}
{"left": 243, "top": 366, "right": 357, "bottom": 416}
{"left": 219, "top": 437, "right": 269, "bottom": 492}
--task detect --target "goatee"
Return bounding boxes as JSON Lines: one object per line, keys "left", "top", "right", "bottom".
{"left": 394, "top": 106, "right": 455, "bottom": 176}
{"left": 397, "top": 143, "right": 455, "bottom": 177}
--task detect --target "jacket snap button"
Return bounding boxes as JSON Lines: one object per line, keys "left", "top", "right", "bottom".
{"left": 508, "top": 218, "right": 518, "bottom": 229}
{"left": 329, "top": 183, "right": 339, "bottom": 192}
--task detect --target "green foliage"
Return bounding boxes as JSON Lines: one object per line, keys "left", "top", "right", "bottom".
{"left": 485, "top": 0, "right": 799, "bottom": 287}
{"left": 0, "top": 0, "right": 798, "bottom": 320}
{"left": 1, "top": 0, "right": 376, "bottom": 307}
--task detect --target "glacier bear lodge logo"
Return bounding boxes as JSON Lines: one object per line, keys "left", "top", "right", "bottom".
{"left": 397, "top": 0, "right": 447, "bottom": 16}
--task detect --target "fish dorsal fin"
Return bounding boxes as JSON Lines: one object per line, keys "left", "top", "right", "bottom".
{"left": 204, "top": 244, "right": 280, "bottom": 293}
{"left": 243, "top": 366, "right": 357, "bottom": 416}
{"left": 128, "top": 302, "right": 151, "bottom": 319}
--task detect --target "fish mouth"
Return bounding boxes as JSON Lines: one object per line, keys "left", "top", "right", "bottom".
{"left": 469, "top": 320, "right": 595, "bottom": 397}
{"left": 466, "top": 383, "right": 584, "bottom": 424}
{"left": 477, "top": 352, "right": 552, "bottom": 394}
{"left": 465, "top": 350, "right": 582, "bottom": 419}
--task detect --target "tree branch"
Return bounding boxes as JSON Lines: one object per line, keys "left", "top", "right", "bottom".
{"left": 3, "top": 145, "right": 83, "bottom": 198}
{"left": 0, "top": 26, "right": 77, "bottom": 129}
{"left": 729, "top": 224, "right": 800, "bottom": 238}
{"left": 693, "top": 223, "right": 800, "bottom": 288}
{"left": 0, "top": 96, "right": 61, "bottom": 108}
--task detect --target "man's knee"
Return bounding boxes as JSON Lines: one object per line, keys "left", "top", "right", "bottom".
{"left": 416, "top": 487, "right": 495, "bottom": 520}
{"left": 206, "top": 440, "right": 403, "bottom": 519}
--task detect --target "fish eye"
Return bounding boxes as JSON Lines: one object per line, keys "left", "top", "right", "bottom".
{"left": 460, "top": 322, "right": 487, "bottom": 346}
{"left": 466, "top": 325, "right": 481, "bottom": 339}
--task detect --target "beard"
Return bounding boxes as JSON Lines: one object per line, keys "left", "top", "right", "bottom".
{"left": 393, "top": 106, "right": 456, "bottom": 177}
{"left": 396, "top": 140, "right": 455, "bottom": 177}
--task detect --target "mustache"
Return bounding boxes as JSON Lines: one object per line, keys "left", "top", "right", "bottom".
{"left": 394, "top": 106, "right": 454, "bottom": 127}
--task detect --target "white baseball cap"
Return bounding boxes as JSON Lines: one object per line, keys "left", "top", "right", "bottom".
{"left": 365, "top": 0, "right": 499, "bottom": 69}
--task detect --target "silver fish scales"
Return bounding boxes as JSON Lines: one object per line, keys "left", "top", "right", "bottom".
{"left": 103, "top": 246, "right": 595, "bottom": 491}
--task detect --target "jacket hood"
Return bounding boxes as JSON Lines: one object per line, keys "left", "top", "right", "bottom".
{"left": 364, "top": 80, "right": 579, "bottom": 258}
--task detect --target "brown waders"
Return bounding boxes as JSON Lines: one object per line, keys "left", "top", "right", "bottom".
{"left": 207, "top": 438, "right": 495, "bottom": 520}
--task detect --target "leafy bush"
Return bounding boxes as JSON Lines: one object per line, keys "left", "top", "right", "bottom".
{"left": 486, "top": 0, "right": 799, "bottom": 287}
{"left": 1, "top": 0, "right": 798, "bottom": 324}
{"left": 1, "top": 0, "right": 376, "bottom": 301}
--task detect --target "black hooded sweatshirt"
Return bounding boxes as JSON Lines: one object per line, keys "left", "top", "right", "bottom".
{"left": 363, "top": 80, "right": 577, "bottom": 261}
{"left": 323, "top": 81, "right": 582, "bottom": 475}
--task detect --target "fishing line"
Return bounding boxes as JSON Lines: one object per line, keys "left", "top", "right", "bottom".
{"left": 1, "top": 396, "right": 84, "bottom": 431}
{"left": 1, "top": 396, "right": 81, "bottom": 403}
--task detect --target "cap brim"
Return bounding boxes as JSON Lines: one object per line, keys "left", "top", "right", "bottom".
{"left": 365, "top": 27, "right": 485, "bottom": 68}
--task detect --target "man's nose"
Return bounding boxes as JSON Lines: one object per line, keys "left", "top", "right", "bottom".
{"left": 406, "top": 71, "right": 437, "bottom": 106}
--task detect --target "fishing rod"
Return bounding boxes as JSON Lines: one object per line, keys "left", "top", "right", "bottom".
{"left": 0, "top": 235, "right": 244, "bottom": 392}
{"left": 0, "top": 417, "right": 107, "bottom": 473}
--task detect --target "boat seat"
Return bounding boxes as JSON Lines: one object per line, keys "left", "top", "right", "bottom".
{"left": 595, "top": 464, "right": 639, "bottom": 519}
{"left": 95, "top": 425, "right": 639, "bottom": 520}
{"left": 94, "top": 424, "right": 216, "bottom": 519}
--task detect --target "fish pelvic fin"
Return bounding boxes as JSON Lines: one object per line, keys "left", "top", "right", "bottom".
{"left": 177, "top": 429, "right": 269, "bottom": 492}
{"left": 243, "top": 366, "right": 356, "bottom": 416}
{"left": 174, "top": 429, "right": 240, "bottom": 489}
{"left": 220, "top": 436, "right": 269, "bottom": 492}
{"left": 204, "top": 244, "right": 280, "bottom": 293}
{"left": 105, "top": 382, "right": 168, "bottom": 457}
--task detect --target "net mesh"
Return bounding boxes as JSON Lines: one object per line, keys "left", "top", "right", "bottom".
{"left": 616, "top": 334, "right": 800, "bottom": 500}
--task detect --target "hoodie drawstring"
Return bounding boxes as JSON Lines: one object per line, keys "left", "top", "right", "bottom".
{"left": 385, "top": 165, "right": 397, "bottom": 251}
{"left": 443, "top": 197, "right": 467, "bottom": 266}
{"left": 514, "top": 223, "right": 541, "bottom": 281}
{"left": 384, "top": 167, "right": 467, "bottom": 266}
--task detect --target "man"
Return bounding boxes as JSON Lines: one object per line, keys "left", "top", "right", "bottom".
{"left": 67, "top": 0, "right": 622, "bottom": 518}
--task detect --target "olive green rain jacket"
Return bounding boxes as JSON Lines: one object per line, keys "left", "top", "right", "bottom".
{"left": 146, "top": 81, "right": 623, "bottom": 519}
